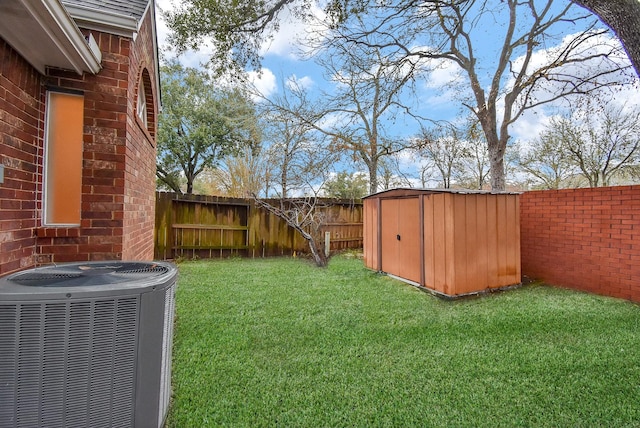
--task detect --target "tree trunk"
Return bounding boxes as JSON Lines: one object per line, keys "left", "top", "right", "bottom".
{"left": 368, "top": 160, "right": 378, "bottom": 195}
{"left": 488, "top": 142, "right": 506, "bottom": 191}
{"left": 574, "top": 0, "right": 640, "bottom": 78}
{"left": 478, "top": 111, "right": 507, "bottom": 191}
{"left": 306, "top": 233, "right": 328, "bottom": 267}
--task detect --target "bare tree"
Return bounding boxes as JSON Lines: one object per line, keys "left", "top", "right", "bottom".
{"left": 254, "top": 88, "right": 339, "bottom": 266}
{"left": 456, "top": 121, "right": 491, "bottom": 190}
{"left": 166, "top": 0, "right": 636, "bottom": 193}
{"left": 552, "top": 103, "right": 640, "bottom": 187}
{"left": 321, "top": 0, "right": 633, "bottom": 191}
{"left": 253, "top": 36, "right": 425, "bottom": 194}
{"left": 165, "top": 0, "right": 640, "bottom": 82}
{"left": 516, "top": 132, "right": 580, "bottom": 190}
{"left": 377, "top": 155, "right": 414, "bottom": 191}
{"left": 313, "top": 33, "right": 427, "bottom": 194}
{"left": 259, "top": 90, "right": 333, "bottom": 198}
{"left": 416, "top": 124, "right": 467, "bottom": 189}
{"left": 253, "top": 195, "right": 329, "bottom": 267}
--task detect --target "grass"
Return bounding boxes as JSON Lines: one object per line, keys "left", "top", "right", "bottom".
{"left": 166, "top": 255, "right": 640, "bottom": 427}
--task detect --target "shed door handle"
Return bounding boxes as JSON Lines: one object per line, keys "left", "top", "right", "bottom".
{"left": 397, "top": 234, "right": 401, "bottom": 241}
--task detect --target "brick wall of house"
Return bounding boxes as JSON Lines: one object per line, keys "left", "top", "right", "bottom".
{"left": 1, "top": 9, "right": 158, "bottom": 275}
{"left": 122, "top": 10, "right": 158, "bottom": 261}
{"left": 520, "top": 186, "right": 640, "bottom": 302}
{"left": 0, "top": 39, "right": 42, "bottom": 275}
{"left": 36, "top": 32, "right": 130, "bottom": 264}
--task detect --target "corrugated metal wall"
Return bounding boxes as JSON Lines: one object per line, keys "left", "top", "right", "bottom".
{"left": 364, "top": 189, "right": 521, "bottom": 297}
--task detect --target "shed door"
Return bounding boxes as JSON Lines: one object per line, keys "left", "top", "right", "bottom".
{"left": 380, "top": 198, "right": 421, "bottom": 283}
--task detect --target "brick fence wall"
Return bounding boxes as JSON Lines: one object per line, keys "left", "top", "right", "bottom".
{"left": 520, "top": 185, "right": 640, "bottom": 302}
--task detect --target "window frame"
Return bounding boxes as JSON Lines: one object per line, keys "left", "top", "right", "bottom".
{"left": 135, "top": 68, "right": 156, "bottom": 145}
{"left": 137, "top": 78, "right": 148, "bottom": 128}
{"left": 43, "top": 89, "right": 84, "bottom": 227}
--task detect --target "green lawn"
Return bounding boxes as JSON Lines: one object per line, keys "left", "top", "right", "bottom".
{"left": 166, "top": 255, "right": 640, "bottom": 427}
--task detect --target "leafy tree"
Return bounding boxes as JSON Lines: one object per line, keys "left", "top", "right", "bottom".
{"left": 323, "top": 172, "right": 368, "bottom": 200}
{"left": 195, "top": 146, "right": 270, "bottom": 197}
{"left": 156, "top": 61, "right": 259, "bottom": 194}
{"left": 163, "top": 0, "right": 310, "bottom": 75}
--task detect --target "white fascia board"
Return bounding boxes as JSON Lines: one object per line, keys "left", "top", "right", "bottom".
{"left": 149, "top": 0, "right": 162, "bottom": 111}
{"left": 63, "top": 4, "right": 139, "bottom": 37}
{"left": 20, "top": 0, "right": 102, "bottom": 74}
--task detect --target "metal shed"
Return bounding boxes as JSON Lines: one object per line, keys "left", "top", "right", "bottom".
{"left": 363, "top": 188, "right": 521, "bottom": 297}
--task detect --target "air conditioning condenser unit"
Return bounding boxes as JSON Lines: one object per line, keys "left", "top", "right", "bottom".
{"left": 0, "top": 261, "right": 178, "bottom": 428}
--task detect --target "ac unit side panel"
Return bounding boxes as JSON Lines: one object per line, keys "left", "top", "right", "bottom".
{"left": 134, "top": 279, "right": 177, "bottom": 428}
{"left": 158, "top": 283, "right": 177, "bottom": 426}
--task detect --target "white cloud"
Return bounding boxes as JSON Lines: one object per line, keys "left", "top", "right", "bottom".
{"left": 509, "top": 32, "right": 636, "bottom": 106}
{"left": 505, "top": 32, "right": 640, "bottom": 144}
{"left": 154, "top": 0, "right": 172, "bottom": 47}
{"left": 286, "top": 74, "right": 315, "bottom": 90}
{"left": 260, "top": 3, "right": 328, "bottom": 58}
{"left": 247, "top": 68, "right": 277, "bottom": 99}
{"left": 510, "top": 110, "right": 554, "bottom": 144}
{"left": 425, "top": 58, "right": 463, "bottom": 89}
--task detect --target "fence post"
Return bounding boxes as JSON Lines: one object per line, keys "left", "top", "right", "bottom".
{"left": 324, "top": 231, "right": 331, "bottom": 257}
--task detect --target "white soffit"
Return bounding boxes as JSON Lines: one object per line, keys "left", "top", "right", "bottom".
{"left": 62, "top": 4, "right": 139, "bottom": 37}
{"left": 0, "top": 0, "right": 101, "bottom": 75}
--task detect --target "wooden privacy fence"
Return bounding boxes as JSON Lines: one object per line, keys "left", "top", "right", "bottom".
{"left": 155, "top": 192, "right": 363, "bottom": 260}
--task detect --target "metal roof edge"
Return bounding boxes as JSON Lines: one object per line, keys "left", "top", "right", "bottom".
{"left": 64, "top": 3, "right": 139, "bottom": 37}
{"left": 363, "top": 187, "right": 521, "bottom": 199}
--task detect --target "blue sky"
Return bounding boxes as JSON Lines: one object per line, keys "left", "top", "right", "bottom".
{"left": 156, "top": 0, "right": 640, "bottom": 186}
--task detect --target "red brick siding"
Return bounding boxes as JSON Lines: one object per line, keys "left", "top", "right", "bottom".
{"left": 39, "top": 32, "right": 129, "bottom": 264}
{"left": 0, "top": 39, "right": 42, "bottom": 275}
{"left": 123, "top": 10, "right": 157, "bottom": 260}
{"left": 1, "top": 8, "right": 158, "bottom": 275}
{"left": 520, "top": 186, "right": 640, "bottom": 302}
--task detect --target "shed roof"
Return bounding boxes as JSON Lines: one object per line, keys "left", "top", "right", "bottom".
{"left": 363, "top": 187, "right": 521, "bottom": 199}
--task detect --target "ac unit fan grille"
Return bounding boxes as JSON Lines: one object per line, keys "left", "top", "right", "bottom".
{"left": 8, "top": 263, "right": 170, "bottom": 287}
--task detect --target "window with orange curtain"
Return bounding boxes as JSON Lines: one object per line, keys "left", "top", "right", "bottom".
{"left": 44, "top": 91, "right": 84, "bottom": 226}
